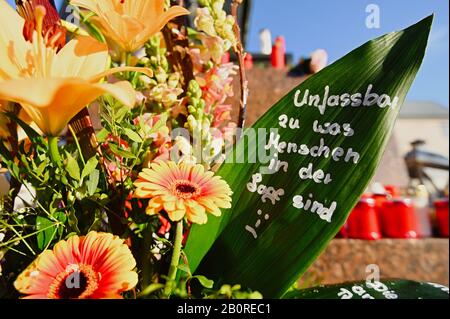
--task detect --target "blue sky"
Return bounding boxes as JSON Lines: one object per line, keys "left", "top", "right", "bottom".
{"left": 246, "top": 0, "right": 449, "bottom": 107}
{"left": 6, "top": 0, "right": 449, "bottom": 106}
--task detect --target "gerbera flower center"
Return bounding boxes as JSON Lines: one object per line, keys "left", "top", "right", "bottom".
{"left": 47, "top": 264, "right": 100, "bottom": 299}
{"left": 173, "top": 180, "right": 201, "bottom": 199}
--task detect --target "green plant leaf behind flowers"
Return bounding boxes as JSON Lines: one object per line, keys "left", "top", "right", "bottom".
{"left": 65, "top": 152, "right": 81, "bottom": 182}
{"left": 184, "top": 16, "right": 433, "bottom": 298}
{"left": 81, "top": 157, "right": 99, "bottom": 181}
{"left": 284, "top": 280, "right": 449, "bottom": 299}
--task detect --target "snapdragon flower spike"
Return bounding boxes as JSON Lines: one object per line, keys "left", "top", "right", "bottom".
{"left": 16, "top": 0, "right": 66, "bottom": 50}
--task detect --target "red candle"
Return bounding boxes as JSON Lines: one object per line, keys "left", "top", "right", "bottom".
{"left": 372, "top": 193, "right": 388, "bottom": 230}
{"left": 380, "top": 199, "right": 419, "bottom": 238}
{"left": 434, "top": 198, "right": 449, "bottom": 238}
{"left": 347, "top": 198, "right": 381, "bottom": 240}
{"left": 384, "top": 185, "right": 400, "bottom": 197}
{"left": 271, "top": 36, "right": 286, "bottom": 69}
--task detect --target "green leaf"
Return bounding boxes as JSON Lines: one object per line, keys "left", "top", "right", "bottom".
{"left": 36, "top": 216, "right": 56, "bottom": 250}
{"left": 36, "top": 161, "right": 47, "bottom": 177}
{"left": 65, "top": 152, "right": 81, "bottom": 181}
{"left": 139, "top": 283, "right": 165, "bottom": 298}
{"left": 67, "top": 209, "right": 80, "bottom": 234}
{"left": 124, "top": 128, "right": 143, "bottom": 143}
{"left": 187, "top": 27, "right": 200, "bottom": 37}
{"left": 185, "top": 16, "right": 433, "bottom": 298}
{"left": 96, "top": 128, "right": 109, "bottom": 143}
{"left": 81, "top": 157, "right": 99, "bottom": 180}
{"left": 55, "top": 212, "right": 67, "bottom": 237}
{"left": 177, "top": 263, "right": 192, "bottom": 276}
{"left": 87, "top": 169, "right": 100, "bottom": 196}
{"left": 149, "top": 113, "right": 169, "bottom": 134}
{"left": 192, "top": 275, "right": 214, "bottom": 289}
{"left": 109, "top": 144, "right": 137, "bottom": 159}
{"left": 114, "top": 105, "right": 130, "bottom": 123}
{"left": 284, "top": 280, "right": 449, "bottom": 299}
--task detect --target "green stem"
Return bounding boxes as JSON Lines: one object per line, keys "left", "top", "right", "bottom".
{"left": 163, "top": 221, "right": 184, "bottom": 298}
{"left": 141, "top": 224, "right": 153, "bottom": 290}
{"left": 68, "top": 125, "right": 86, "bottom": 166}
{"left": 124, "top": 52, "right": 132, "bottom": 79}
{"left": 48, "top": 136, "right": 62, "bottom": 169}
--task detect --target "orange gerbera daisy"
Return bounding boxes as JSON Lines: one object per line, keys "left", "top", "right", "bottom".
{"left": 134, "top": 161, "right": 233, "bottom": 224}
{"left": 14, "top": 232, "right": 138, "bottom": 299}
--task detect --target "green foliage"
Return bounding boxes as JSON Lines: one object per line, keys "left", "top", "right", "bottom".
{"left": 284, "top": 280, "right": 449, "bottom": 299}
{"left": 185, "top": 16, "right": 433, "bottom": 298}
{"left": 0, "top": 113, "right": 111, "bottom": 261}
{"left": 0, "top": 8, "right": 439, "bottom": 301}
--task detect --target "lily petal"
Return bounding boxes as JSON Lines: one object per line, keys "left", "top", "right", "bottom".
{"left": 88, "top": 66, "right": 153, "bottom": 83}
{"left": 71, "top": 0, "right": 190, "bottom": 53}
{"left": 0, "top": 78, "right": 136, "bottom": 136}
{"left": 0, "top": 0, "right": 30, "bottom": 80}
{"left": 70, "top": 0, "right": 102, "bottom": 13}
{"left": 52, "top": 35, "right": 109, "bottom": 79}
{"left": 135, "top": 6, "right": 190, "bottom": 51}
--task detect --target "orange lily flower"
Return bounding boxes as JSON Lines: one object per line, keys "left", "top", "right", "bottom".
{"left": 0, "top": 0, "right": 150, "bottom": 136}
{"left": 70, "top": 0, "right": 190, "bottom": 53}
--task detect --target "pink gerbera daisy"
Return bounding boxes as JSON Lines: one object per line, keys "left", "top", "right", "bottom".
{"left": 134, "top": 161, "right": 233, "bottom": 224}
{"left": 14, "top": 232, "right": 138, "bottom": 299}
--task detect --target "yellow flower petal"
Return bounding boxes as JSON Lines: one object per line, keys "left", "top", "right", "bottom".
{"left": 196, "top": 197, "right": 222, "bottom": 217}
{"left": 88, "top": 66, "right": 153, "bottom": 83}
{"left": 186, "top": 200, "right": 208, "bottom": 224}
{"left": 163, "top": 200, "right": 176, "bottom": 212}
{"left": 51, "top": 35, "right": 109, "bottom": 79}
{"left": 135, "top": 161, "right": 232, "bottom": 224}
{"left": 0, "top": 0, "right": 29, "bottom": 80}
{"left": 70, "top": 0, "right": 102, "bottom": 13}
{"left": 168, "top": 208, "right": 186, "bottom": 222}
{"left": 133, "top": 6, "right": 190, "bottom": 51}
{"left": 146, "top": 197, "right": 164, "bottom": 216}
{"left": 0, "top": 78, "right": 136, "bottom": 136}
{"left": 71, "top": 0, "right": 189, "bottom": 52}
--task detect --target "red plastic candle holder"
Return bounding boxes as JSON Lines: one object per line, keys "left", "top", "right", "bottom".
{"left": 271, "top": 36, "right": 286, "bottom": 69}
{"left": 380, "top": 199, "right": 419, "bottom": 239}
{"left": 347, "top": 198, "right": 381, "bottom": 240}
{"left": 434, "top": 198, "right": 449, "bottom": 238}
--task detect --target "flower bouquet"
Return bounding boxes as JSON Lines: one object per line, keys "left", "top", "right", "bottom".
{"left": 0, "top": 0, "right": 447, "bottom": 300}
